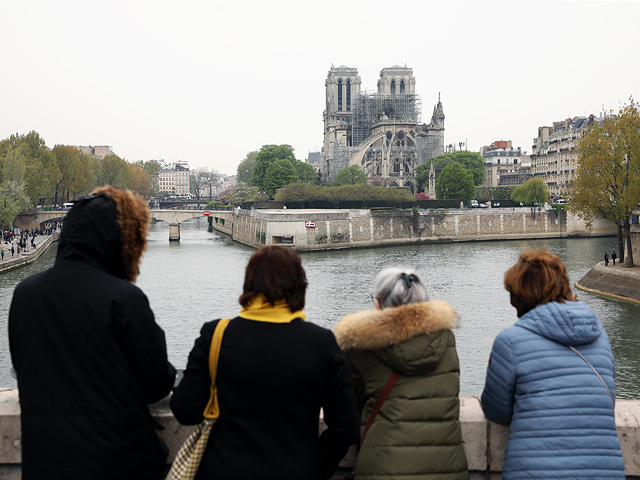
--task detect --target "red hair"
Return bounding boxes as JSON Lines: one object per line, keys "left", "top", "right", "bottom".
{"left": 504, "top": 248, "right": 577, "bottom": 317}
{"left": 239, "top": 246, "right": 307, "bottom": 312}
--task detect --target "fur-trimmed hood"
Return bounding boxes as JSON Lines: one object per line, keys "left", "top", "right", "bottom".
{"left": 56, "top": 186, "right": 150, "bottom": 282}
{"left": 334, "top": 300, "right": 458, "bottom": 352}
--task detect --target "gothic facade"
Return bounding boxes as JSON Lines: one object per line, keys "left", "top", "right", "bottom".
{"left": 321, "top": 65, "right": 445, "bottom": 192}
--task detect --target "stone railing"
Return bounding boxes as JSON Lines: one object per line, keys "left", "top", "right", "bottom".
{"left": 0, "top": 390, "right": 638, "bottom": 479}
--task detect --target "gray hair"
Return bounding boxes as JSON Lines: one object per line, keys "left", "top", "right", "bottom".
{"left": 373, "top": 267, "right": 429, "bottom": 308}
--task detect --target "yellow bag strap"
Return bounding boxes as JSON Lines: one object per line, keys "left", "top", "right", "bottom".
{"left": 203, "top": 318, "right": 231, "bottom": 419}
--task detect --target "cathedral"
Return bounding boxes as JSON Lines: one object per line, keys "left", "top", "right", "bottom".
{"left": 321, "top": 64, "right": 445, "bottom": 192}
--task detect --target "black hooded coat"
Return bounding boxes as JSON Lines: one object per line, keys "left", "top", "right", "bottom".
{"left": 9, "top": 194, "right": 176, "bottom": 480}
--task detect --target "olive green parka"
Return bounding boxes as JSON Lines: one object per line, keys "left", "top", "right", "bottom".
{"left": 334, "top": 300, "right": 469, "bottom": 480}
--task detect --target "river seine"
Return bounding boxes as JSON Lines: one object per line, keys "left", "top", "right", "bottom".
{"left": 1, "top": 217, "right": 639, "bottom": 398}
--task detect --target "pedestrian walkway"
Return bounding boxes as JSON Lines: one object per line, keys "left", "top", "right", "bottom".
{"left": 576, "top": 261, "right": 640, "bottom": 304}
{"left": 0, "top": 233, "right": 59, "bottom": 274}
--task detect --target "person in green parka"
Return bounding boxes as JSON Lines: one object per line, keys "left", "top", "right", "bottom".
{"left": 334, "top": 267, "right": 469, "bottom": 480}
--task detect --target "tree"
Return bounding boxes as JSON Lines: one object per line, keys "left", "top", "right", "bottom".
{"left": 100, "top": 154, "right": 132, "bottom": 188}
{"left": 332, "top": 165, "right": 368, "bottom": 186}
{"left": 569, "top": 98, "right": 640, "bottom": 266}
{"left": 512, "top": 178, "right": 550, "bottom": 214}
{"left": 0, "top": 181, "right": 29, "bottom": 227}
{"left": 294, "top": 160, "right": 317, "bottom": 183}
{"left": 220, "top": 185, "right": 268, "bottom": 205}
{"left": 190, "top": 170, "right": 209, "bottom": 199}
{"left": 201, "top": 168, "right": 220, "bottom": 198}
{"left": 275, "top": 183, "right": 324, "bottom": 202}
{"left": 251, "top": 144, "right": 296, "bottom": 191}
{"left": 435, "top": 162, "right": 475, "bottom": 201}
{"left": 264, "top": 158, "right": 299, "bottom": 196}
{"left": 417, "top": 151, "right": 485, "bottom": 190}
{"left": 236, "top": 151, "right": 257, "bottom": 185}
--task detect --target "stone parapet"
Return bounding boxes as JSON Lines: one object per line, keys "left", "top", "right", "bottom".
{"left": 0, "top": 391, "right": 638, "bottom": 478}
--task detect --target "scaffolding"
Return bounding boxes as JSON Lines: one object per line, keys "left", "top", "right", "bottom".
{"left": 351, "top": 92, "right": 422, "bottom": 147}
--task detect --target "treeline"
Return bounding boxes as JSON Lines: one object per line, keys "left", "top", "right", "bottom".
{"left": 0, "top": 131, "right": 159, "bottom": 227}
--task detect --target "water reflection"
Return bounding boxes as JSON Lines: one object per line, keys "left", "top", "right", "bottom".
{"left": 1, "top": 218, "right": 638, "bottom": 399}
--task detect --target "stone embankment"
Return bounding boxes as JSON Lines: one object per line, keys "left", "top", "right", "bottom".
{"left": 210, "top": 207, "right": 615, "bottom": 251}
{"left": 576, "top": 263, "right": 640, "bottom": 304}
{"left": 0, "top": 233, "right": 59, "bottom": 274}
{"left": 0, "top": 390, "right": 638, "bottom": 479}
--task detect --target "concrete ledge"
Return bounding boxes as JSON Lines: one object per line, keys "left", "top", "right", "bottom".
{"left": 576, "top": 263, "right": 640, "bottom": 304}
{"left": 1, "top": 391, "right": 638, "bottom": 478}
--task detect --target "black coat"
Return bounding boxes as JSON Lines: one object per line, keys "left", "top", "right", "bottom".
{"left": 9, "top": 194, "right": 176, "bottom": 480}
{"left": 170, "top": 317, "right": 360, "bottom": 480}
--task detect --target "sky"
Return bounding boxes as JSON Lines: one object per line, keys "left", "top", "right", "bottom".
{"left": 1, "top": 0, "right": 639, "bottom": 176}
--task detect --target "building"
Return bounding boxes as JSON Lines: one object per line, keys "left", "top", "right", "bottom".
{"left": 321, "top": 65, "right": 445, "bottom": 192}
{"left": 480, "top": 140, "right": 529, "bottom": 187}
{"left": 158, "top": 161, "right": 190, "bottom": 196}
{"left": 306, "top": 152, "right": 322, "bottom": 171}
{"left": 530, "top": 115, "right": 602, "bottom": 197}
{"left": 76, "top": 145, "right": 115, "bottom": 160}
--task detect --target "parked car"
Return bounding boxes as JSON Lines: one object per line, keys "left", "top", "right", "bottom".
{"left": 470, "top": 200, "right": 479, "bottom": 208}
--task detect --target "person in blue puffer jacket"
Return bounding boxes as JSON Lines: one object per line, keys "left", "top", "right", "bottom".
{"left": 481, "top": 248, "right": 625, "bottom": 480}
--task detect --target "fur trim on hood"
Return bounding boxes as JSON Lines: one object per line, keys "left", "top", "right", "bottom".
{"left": 334, "top": 300, "right": 458, "bottom": 352}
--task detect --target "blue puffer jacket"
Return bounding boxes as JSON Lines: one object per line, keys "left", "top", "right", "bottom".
{"left": 481, "top": 301, "right": 625, "bottom": 480}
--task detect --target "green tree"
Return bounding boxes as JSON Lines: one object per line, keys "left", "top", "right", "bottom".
{"left": 220, "top": 185, "right": 268, "bottom": 205}
{"left": 0, "top": 181, "right": 29, "bottom": 227}
{"left": 136, "top": 160, "right": 160, "bottom": 197}
{"left": 275, "top": 183, "right": 324, "bottom": 202}
{"left": 264, "top": 158, "right": 299, "bottom": 196}
{"left": 418, "top": 151, "right": 485, "bottom": 190}
{"left": 251, "top": 144, "right": 296, "bottom": 191}
{"left": 100, "top": 154, "right": 132, "bottom": 188}
{"left": 569, "top": 98, "right": 640, "bottom": 266}
{"left": 512, "top": 178, "right": 550, "bottom": 205}
{"left": 332, "top": 164, "right": 368, "bottom": 186}
{"left": 236, "top": 151, "right": 258, "bottom": 185}
{"left": 435, "top": 162, "right": 475, "bottom": 200}
{"left": 294, "top": 160, "right": 317, "bottom": 183}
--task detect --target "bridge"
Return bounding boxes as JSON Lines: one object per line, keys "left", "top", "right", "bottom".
{"left": 14, "top": 209, "right": 221, "bottom": 242}
{"left": 151, "top": 209, "right": 213, "bottom": 241}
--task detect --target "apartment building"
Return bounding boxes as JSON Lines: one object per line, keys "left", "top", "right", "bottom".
{"left": 480, "top": 140, "right": 529, "bottom": 187}
{"left": 530, "top": 115, "right": 602, "bottom": 197}
{"left": 158, "top": 161, "right": 190, "bottom": 196}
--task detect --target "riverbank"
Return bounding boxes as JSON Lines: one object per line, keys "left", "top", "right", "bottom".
{"left": 576, "top": 262, "right": 640, "bottom": 304}
{"left": 0, "top": 233, "right": 59, "bottom": 274}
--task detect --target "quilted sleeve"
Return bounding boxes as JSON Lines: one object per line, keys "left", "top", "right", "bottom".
{"left": 481, "top": 329, "right": 516, "bottom": 425}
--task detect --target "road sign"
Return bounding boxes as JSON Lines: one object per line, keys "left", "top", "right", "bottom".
{"left": 203, "top": 211, "right": 210, "bottom": 216}
{"left": 305, "top": 221, "right": 316, "bottom": 228}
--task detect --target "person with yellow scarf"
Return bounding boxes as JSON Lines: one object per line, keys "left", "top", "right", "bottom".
{"left": 170, "top": 246, "right": 360, "bottom": 479}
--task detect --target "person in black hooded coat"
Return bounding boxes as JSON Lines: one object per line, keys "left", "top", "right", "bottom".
{"left": 9, "top": 185, "right": 176, "bottom": 480}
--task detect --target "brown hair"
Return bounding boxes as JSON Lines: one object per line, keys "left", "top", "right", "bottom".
{"left": 504, "top": 248, "right": 577, "bottom": 317}
{"left": 92, "top": 185, "right": 150, "bottom": 282}
{"left": 239, "top": 246, "right": 308, "bottom": 312}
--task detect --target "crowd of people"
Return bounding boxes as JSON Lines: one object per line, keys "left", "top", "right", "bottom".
{"left": 7, "top": 186, "right": 626, "bottom": 480}
{"left": 1, "top": 223, "right": 60, "bottom": 261}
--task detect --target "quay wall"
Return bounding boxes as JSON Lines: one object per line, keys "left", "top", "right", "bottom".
{"left": 210, "top": 208, "right": 615, "bottom": 251}
{"left": 576, "top": 263, "right": 640, "bottom": 304}
{"left": 0, "top": 390, "right": 638, "bottom": 479}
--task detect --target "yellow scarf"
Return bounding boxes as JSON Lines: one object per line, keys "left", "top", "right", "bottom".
{"left": 240, "top": 294, "right": 306, "bottom": 323}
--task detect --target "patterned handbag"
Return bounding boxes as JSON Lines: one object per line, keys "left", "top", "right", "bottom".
{"left": 166, "top": 318, "right": 231, "bottom": 480}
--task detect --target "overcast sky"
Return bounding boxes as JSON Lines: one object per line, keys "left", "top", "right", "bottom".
{"left": 1, "top": 0, "right": 638, "bottom": 175}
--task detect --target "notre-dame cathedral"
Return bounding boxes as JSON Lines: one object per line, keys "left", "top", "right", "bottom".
{"left": 320, "top": 64, "right": 444, "bottom": 193}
